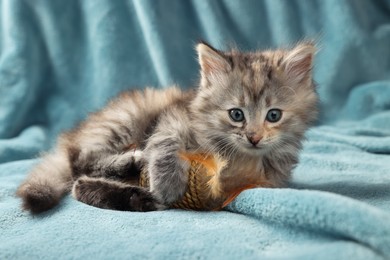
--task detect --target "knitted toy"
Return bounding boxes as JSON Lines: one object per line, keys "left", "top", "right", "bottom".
{"left": 139, "top": 152, "right": 256, "bottom": 211}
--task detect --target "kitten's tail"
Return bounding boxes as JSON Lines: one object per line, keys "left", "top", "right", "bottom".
{"left": 16, "top": 149, "right": 72, "bottom": 214}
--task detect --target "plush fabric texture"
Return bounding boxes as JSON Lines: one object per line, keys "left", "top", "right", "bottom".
{"left": 1, "top": 0, "right": 390, "bottom": 259}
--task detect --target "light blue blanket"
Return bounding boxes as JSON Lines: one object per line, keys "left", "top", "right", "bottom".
{"left": 1, "top": 0, "right": 390, "bottom": 259}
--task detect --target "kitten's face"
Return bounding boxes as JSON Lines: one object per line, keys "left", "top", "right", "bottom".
{"left": 192, "top": 42, "right": 318, "bottom": 156}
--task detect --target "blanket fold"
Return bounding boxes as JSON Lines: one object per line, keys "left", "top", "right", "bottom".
{"left": 228, "top": 189, "right": 390, "bottom": 256}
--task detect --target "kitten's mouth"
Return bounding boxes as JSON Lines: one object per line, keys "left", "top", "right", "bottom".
{"left": 244, "top": 143, "right": 266, "bottom": 151}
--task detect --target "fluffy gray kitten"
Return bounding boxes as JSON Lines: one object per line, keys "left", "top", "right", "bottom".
{"left": 17, "top": 42, "right": 318, "bottom": 213}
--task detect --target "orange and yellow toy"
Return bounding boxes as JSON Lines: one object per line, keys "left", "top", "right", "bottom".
{"left": 139, "top": 152, "right": 257, "bottom": 211}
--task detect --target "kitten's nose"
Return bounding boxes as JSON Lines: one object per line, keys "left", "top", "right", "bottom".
{"left": 246, "top": 134, "right": 262, "bottom": 146}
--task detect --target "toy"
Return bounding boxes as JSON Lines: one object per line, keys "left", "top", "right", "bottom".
{"left": 139, "top": 152, "right": 256, "bottom": 211}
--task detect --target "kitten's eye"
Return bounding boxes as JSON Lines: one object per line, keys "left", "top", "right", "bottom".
{"left": 229, "top": 109, "right": 245, "bottom": 122}
{"left": 266, "top": 109, "right": 282, "bottom": 123}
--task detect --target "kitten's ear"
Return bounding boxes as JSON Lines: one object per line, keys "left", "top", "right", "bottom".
{"left": 196, "top": 42, "right": 231, "bottom": 85}
{"left": 281, "top": 42, "right": 316, "bottom": 84}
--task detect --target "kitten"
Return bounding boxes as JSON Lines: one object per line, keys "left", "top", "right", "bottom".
{"left": 16, "top": 41, "right": 318, "bottom": 213}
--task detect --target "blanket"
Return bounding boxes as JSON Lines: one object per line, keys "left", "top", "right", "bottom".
{"left": 1, "top": 0, "right": 390, "bottom": 259}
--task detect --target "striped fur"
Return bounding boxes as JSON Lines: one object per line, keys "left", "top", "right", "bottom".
{"left": 17, "top": 42, "right": 318, "bottom": 213}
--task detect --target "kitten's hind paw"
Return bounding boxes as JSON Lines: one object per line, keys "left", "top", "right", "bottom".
{"left": 129, "top": 190, "right": 166, "bottom": 212}
{"left": 72, "top": 176, "right": 166, "bottom": 212}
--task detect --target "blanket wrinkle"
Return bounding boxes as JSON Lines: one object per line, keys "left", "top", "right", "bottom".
{"left": 1, "top": 0, "right": 390, "bottom": 259}
{"left": 132, "top": 0, "right": 172, "bottom": 86}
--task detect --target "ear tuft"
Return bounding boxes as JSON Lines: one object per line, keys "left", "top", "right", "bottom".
{"left": 282, "top": 42, "right": 316, "bottom": 84}
{"left": 196, "top": 42, "right": 231, "bottom": 81}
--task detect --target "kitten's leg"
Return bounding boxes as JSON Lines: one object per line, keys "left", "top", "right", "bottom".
{"left": 72, "top": 176, "right": 165, "bottom": 211}
{"left": 69, "top": 148, "right": 144, "bottom": 181}
{"left": 144, "top": 106, "right": 192, "bottom": 205}
{"left": 98, "top": 149, "right": 144, "bottom": 180}
{"left": 70, "top": 149, "right": 166, "bottom": 211}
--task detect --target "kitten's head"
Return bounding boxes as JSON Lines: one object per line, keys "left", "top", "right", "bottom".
{"left": 191, "top": 41, "right": 318, "bottom": 157}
